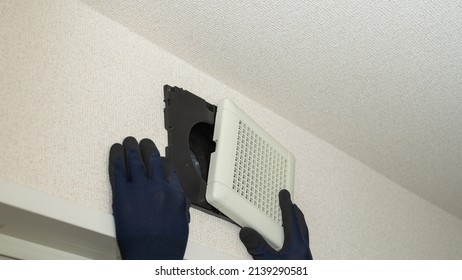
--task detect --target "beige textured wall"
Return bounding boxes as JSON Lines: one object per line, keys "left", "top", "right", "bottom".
{"left": 1, "top": 0, "right": 461, "bottom": 259}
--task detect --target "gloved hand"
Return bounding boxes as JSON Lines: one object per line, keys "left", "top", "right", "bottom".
{"left": 239, "top": 189, "right": 313, "bottom": 260}
{"left": 109, "top": 136, "right": 190, "bottom": 259}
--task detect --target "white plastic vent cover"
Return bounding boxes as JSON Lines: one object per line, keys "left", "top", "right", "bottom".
{"left": 206, "top": 99, "right": 295, "bottom": 250}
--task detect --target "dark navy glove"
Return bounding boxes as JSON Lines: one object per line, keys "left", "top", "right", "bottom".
{"left": 109, "top": 137, "right": 190, "bottom": 260}
{"left": 239, "top": 189, "right": 313, "bottom": 260}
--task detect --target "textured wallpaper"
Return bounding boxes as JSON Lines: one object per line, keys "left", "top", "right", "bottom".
{"left": 81, "top": 0, "right": 462, "bottom": 220}
{"left": 1, "top": 0, "right": 462, "bottom": 259}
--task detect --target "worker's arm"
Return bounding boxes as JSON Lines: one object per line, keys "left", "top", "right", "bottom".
{"left": 109, "top": 137, "right": 190, "bottom": 259}
{"left": 239, "top": 189, "right": 313, "bottom": 260}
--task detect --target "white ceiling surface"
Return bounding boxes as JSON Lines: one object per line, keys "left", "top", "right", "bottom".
{"left": 82, "top": 1, "right": 462, "bottom": 219}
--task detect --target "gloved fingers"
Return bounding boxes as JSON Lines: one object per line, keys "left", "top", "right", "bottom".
{"left": 109, "top": 143, "right": 127, "bottom": 190}
{"left": 294, "top": 204, "right": 313, "bottom": 260}
{"left": 169, "top": 170, "right": 183, "bottom": 192}
{"left": 139, "top": 138, "right": 159, "bottom": 178}
{"left": 294, "top": 204, "right": 309, "bottom": 246}
{"left": 160, "top": 156, "right": 189, "bottom": 222}
{"left": 239, "top": 227, "right": 276, "bottom": 259}
{"left": 140, "top": 138, "right": 164, "bottom": 184}
{"left": 137, "top": 138, "right": 182, "bottom": 189}
{"left": 160, "top": 157, "right": 171, "bottom": 181}
{"left": 159, "top": 156, "right": 183, "bottom": 192}
{"left": 279, "top": 189, "right": 294, "bottom": 249}
{"left": 123, "top": 137, "right": 146, "bottom": 182}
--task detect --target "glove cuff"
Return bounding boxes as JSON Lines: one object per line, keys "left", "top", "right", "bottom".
{"left": 118, "top": 234, "right": 188, "bottom": 260}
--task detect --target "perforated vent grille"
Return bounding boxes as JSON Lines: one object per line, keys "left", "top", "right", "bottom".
{"left": 232, "top": 121, "right": 288, "bottom": 225}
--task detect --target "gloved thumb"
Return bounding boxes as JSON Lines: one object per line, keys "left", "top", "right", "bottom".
{"left": 239, "top": 227, "right": 275, "bottom": 259}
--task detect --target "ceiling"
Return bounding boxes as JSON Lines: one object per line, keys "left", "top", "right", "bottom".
{"left": 82, "top": 0, "right": 462, "bottom": 220}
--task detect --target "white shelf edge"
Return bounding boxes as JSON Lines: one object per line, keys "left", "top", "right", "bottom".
{"left": 0, "top": 179, "right": 240, "bottom": 260}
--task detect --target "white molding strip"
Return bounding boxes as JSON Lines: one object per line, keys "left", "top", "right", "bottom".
{"left": 0, "top": 179, "right": 238, "bottom": 259}
{"left": 0, "top": 234, "right": 89, "bottom": 260}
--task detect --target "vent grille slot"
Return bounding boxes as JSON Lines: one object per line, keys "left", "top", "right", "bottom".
{"left": 232, "top": 121, "right": 287, "bottom": 225}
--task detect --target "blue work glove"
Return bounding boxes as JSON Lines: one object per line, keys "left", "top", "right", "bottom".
{"left": 239, "top": 189, "right": 313, "bottom": 260}
{"left": 109, "top": 137, "right": 190, "bottom": 259}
